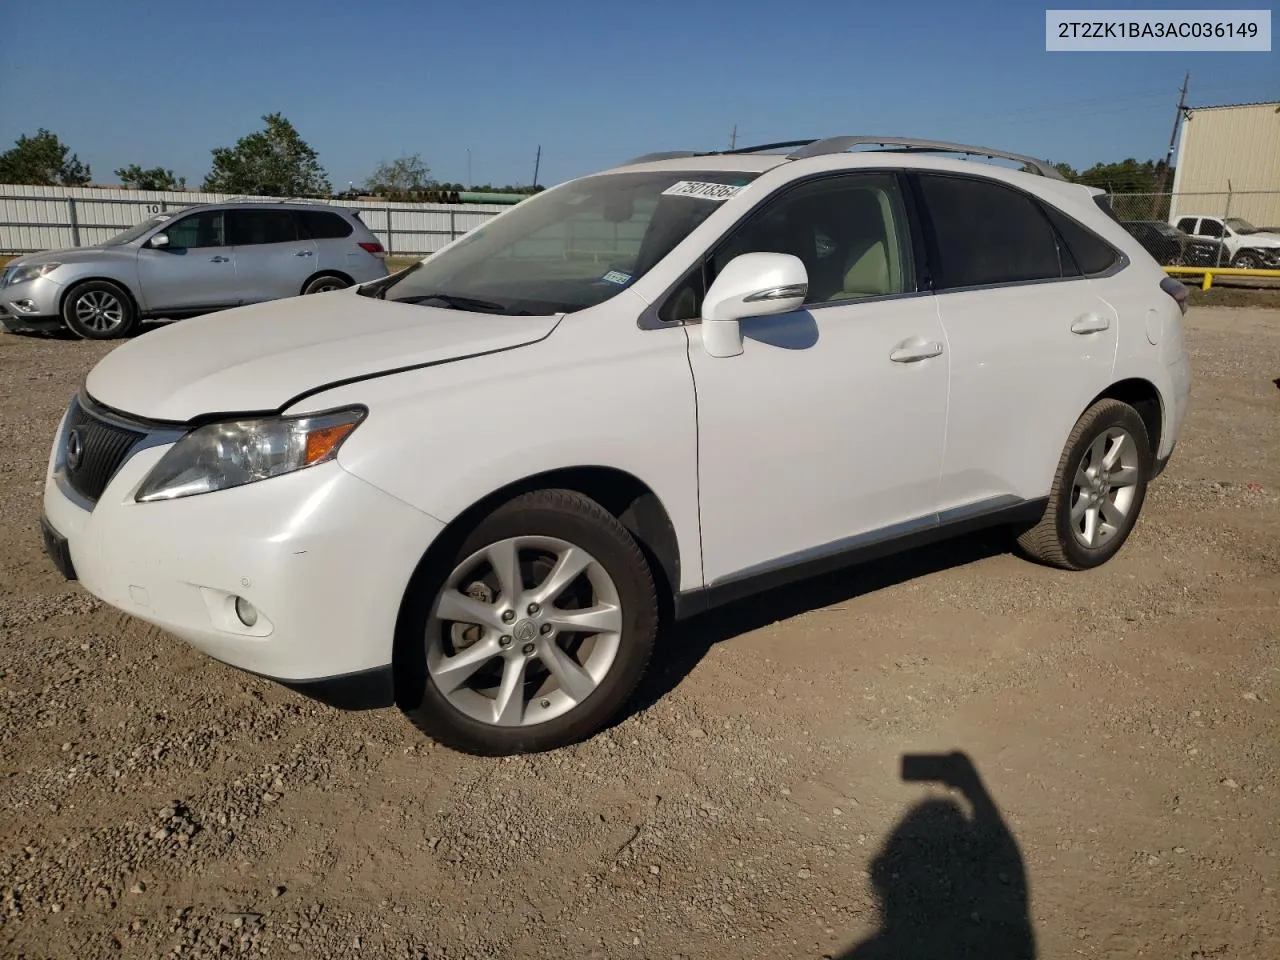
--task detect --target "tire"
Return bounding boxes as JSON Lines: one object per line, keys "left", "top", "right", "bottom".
{"left": 1232, "top": 251, "right": 1260, "bottom": 270}
{"left": 397, "top": 489, "right": 658, "bottom": 755}
{"left": 62, "top": 280, "right": 137, "bottom": 340}
{"left": 301, "top": 274, "right": 350, "bottom": 295}
{"left": 1016, "top": 398, "right": 1152, "bottom": 571}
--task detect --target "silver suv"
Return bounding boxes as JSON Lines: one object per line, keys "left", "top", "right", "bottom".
{"left": 1, "top": 201, "right": 390, "bottom": 339}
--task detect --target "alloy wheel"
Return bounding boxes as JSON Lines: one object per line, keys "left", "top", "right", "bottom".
{"left": 74, "top": 290, "right": 125, "bottom": 334}
{"left": 426, "top": 536, "right": 623, "bottom": 727}
{"left": 1069, "top": 427, "right": 1141, "bottom": 549}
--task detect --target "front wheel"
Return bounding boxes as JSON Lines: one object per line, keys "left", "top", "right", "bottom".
{"left": 62, "top": 280, "right": 137, "bottom": 340}
{"left": 397, "top": 489, "right": 658, "bottom": 755}
{"left": 1232, "top": 251, "right": 1260, "bottom": 270}
{"left": 1017, "top": 398, "right": 1152, "bottom": 570}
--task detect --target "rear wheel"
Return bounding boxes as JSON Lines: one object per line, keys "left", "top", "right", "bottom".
{"left": 1017, "top": 398, "right": 1151, "bottom": 570}
{"left": 397, "top": 489, "right": 658, "bottom": 755}
{"left": 302, "top": 274, "right": 350, "bottom": 295}
{"left": 62, "top": 280, "right": 137, "bottom": 340}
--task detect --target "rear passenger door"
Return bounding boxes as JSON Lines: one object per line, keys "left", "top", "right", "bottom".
{"left": 226, "top": 209, "right": 318, "bottom": 302}
{"left": 914, "top": 172, "right": 1120, "bottom": 514}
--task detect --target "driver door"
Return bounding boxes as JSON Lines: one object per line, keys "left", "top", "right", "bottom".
{"left": 680, "top": 172, "right": 949, "bottom": 587}
{"left": 136, "top": 209, "right": 237, "bottom": 313}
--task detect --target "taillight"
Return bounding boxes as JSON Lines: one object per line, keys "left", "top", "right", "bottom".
{"left": 358, "top": 241, "right": 386, "bottom": 258}
{"left": 1160, "top": 275, "right": 1189, "bottom": 315}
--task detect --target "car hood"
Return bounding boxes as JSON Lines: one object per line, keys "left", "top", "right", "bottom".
{"left": 1239, "top": 231, "right": 1280, "bottom": 247}
{"left": 85, "top": 293, "right": 563, "bottom": 422}
{"left": 10, "top": 245, "right": 122, "bottom": 267}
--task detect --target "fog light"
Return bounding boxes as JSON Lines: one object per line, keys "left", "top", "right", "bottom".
{"left": 14, "top": 299, "right": 38, "bottom": 314}
{"left": 234, "top": 596, "right": 258, "bottom": 627}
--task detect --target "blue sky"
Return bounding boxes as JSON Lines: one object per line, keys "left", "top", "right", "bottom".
{"left": 2, "top": 0, "right": 1276, "bottom": 190}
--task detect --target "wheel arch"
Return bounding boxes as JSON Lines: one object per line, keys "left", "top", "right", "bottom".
{"left": 58, "top": 276, "right": 141, "bottom": 319}
{"left": 300, "top": 270, "right": 354, "bottom": 294}
{"left": 392, "top": 465, "right": 681, "bottom": 697}
{"left": 1089, "top": 377, "right": 1163, "bottom": 458}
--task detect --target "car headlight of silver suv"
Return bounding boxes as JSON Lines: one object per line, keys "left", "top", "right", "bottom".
{"left": 4, "top": 262, "right": 62, "bottom": 286}
{"left": 134, "top": 407, "right": 367, "bottom": 502}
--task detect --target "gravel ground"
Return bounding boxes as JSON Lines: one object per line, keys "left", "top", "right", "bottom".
{"left": 1, "top": 308, "right": 1277, "bottom": 959}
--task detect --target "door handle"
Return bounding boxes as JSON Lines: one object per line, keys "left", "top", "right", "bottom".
{"left": 295, "top": 250, "right": 314, "bottom": 257}
{"left": 889, "top": 340, "right": 944, "bottom": 363}
{"left": 209, "top": 255, "right": 230, "bottom": 263}
{"left": 1070, "top": 314, "right": 1110, "bottom": 334}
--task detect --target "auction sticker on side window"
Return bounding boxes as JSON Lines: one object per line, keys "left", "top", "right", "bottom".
{"left": 661, "top": 181, "right": 745, "bottom": 201}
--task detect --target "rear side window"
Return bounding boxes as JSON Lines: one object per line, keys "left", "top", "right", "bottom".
{"left": 1092, "top": 194, "right": 1121, "bottom": 223}
{"left": 917, "top": 174, "right": 1064, "bottom": 288}
{"left": 1176, "top": 217, "right": 1197, "bottom": 233}
{"left": 227, "top": 209, "right": 299, "bottom": 245}
{"left": 1041, "top": 203, "right": 1120, "bottom": 275}
{"left": 297, "top": 210, "right": 354, "bottom": 239}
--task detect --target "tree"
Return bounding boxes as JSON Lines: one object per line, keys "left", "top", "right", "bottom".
{"left": 115, "top": 164, "right": 185, "bottom": 190}
{"left": 0, "top": 129, "right": 92, "bottom": 186}
{"left": 201, "top": 113, "right": 331, "bottom": 196}
{"left": 363, "top": 153, "right": 434, "bottom": 196}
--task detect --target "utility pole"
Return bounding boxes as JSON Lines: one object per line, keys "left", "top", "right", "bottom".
{"left": 1155, "top": 71, "right": 1189, "bottom": 195}
{"left": 467, "top": 149, "right": 472, "bottom": 189}
{"left": 729, "top": 124, "right": 737, "bottom": 150}
{"left": 532, "top": 145, "right": 541, "bottom": 188}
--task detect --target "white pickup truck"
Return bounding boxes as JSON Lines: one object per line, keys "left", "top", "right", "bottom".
{"left": 1171, "top": 215, "right": 1280, "bottom": 269}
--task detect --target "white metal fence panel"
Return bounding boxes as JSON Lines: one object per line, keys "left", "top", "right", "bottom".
{"left": 0, "top": 185, "right": 510, "bottom": 256}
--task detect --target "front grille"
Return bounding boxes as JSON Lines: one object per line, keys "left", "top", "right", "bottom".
{"left": 63, "top": 399, "right": 145, "bottom": 503}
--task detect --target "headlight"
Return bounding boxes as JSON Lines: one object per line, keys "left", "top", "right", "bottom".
{"left": 134, "top": 407, "right": 366, "bottom": 502}
{"left": 4, "top": 262, "right": 62, "bottom": 286}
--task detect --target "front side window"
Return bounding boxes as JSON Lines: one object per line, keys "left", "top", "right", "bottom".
{"left": 660, "top": 173, "right": 917, "bottom": 322}
{"left": 163, "top": 211, "right": 226, "bottom": 249}
{"left": 1197, "top": 220, "right": 1224, "bottom": 238}
{"left": 364, "top": 170, "right": 760, "bottom": 315}
{"left": 711, "top": 173, "right": 916, "bottom": 303}
{"left": 227, "top": 209, "right": 300, "bottom": 245}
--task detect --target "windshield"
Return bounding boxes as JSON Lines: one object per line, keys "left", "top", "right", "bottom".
{"left": 101, "top": 214, "right": 171, "bottom": 246}
{"left": 365, "top": 170, "right": 761, "bottom": 315}
{"left": 1225, "top": 217, "right": 1257, "bottom": 234}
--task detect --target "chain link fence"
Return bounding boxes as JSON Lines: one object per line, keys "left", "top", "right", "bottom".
{"left": 1106, "top": 190, "right": 1280, "bottom": 270}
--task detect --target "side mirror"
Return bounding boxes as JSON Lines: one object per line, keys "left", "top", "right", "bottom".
{"left": 700, "top": 252, "right": 808, "bottom": 358}
{"left": 149, "top": 232, "right": 170, "bottom": 249}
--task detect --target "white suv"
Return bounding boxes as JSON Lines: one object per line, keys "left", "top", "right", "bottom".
{"left": 40, "top": 137, "right": 1192, "bottom": 755}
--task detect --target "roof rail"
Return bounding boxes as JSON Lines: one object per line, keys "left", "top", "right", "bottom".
{"left": 220, "top": 195, "right": 332, "bottom": 204}
{"left": 622, "top": 151, "right": 702, "bottom": 164}
{"left": 787, "top": 136, "right": 1067, "bottom": 180}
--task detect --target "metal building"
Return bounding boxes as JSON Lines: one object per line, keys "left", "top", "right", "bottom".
{"left": 1169, "top": 101, "right": 1280, "bottom": 228}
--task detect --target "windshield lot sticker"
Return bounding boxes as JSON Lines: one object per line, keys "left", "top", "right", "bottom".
{"left": 661, "top": 181, "right": 744, "bottom": 201}
{"left": 601, "top": 270, "right": 632, "bottom": 285}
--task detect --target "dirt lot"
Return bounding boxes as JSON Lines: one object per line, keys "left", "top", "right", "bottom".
{"left": 1, "top": 308, "right": 1277, "bottom": 960}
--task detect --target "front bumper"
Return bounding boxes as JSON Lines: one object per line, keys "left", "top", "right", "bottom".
{"left": 1, "top": 274, "right": 65, "bottom": 330}
{"left": 41, "top": 407, "right": 445, "bottom": 705}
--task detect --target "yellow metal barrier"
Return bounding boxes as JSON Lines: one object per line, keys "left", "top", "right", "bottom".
{"left": 1164, "top": 265, "right": 1280, "bottom": 291}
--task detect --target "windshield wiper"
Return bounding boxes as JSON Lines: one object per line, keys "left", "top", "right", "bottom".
{"left": 393, "top": 293, "right": 510, "bottom": 313}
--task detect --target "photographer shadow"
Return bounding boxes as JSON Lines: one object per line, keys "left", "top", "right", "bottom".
{"left": 835, "top": 751, "right": 1036, "bottom": 960}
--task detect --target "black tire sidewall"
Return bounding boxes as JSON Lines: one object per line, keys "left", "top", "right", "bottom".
{"left": 400, "top": 493, "right": 657, "bottom": 754}
{"left": 62, "top": 281, "right": 137, "bottom": 340}
{"left": 1054, "top": 403, "right": 1152, "bottom": 569}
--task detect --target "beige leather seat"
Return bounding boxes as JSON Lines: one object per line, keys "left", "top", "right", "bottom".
{"left": 828, "top": 238, "right": 891, "bottom": 300}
